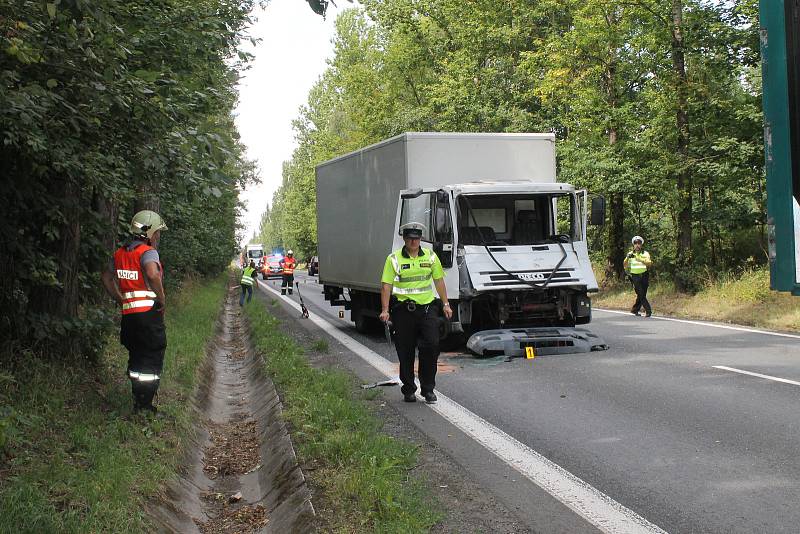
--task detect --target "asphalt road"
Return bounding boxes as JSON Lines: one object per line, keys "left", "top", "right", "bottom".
{"left": 262, "top": 273, "right": 800, "bottom": 533}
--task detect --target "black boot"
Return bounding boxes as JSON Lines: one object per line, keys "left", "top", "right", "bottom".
{"left": 131, "top": 379, "right": 159, "bottom": 413}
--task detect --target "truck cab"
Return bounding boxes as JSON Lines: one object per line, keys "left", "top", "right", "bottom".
{"left": 393, "top": 181, "right": 604, "bottom": 335}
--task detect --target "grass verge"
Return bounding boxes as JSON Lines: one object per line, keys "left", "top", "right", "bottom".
{"left": 594, "top": 268, "right": 800, "bottom": 332}
{"left": 0, "top": 274, "right": 228, "bottom": 533}
{"left": 244, "top": 301, "right": 442, "bottom": 533}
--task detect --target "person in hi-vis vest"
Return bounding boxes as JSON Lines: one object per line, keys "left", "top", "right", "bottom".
{"left": 380, "top": 222, "right": 453, "bottom": 404}
{"left": 240, "top": 260, "right": 258, "bottom": 306}
{"left": 623, "top": 235, "right": 653, "bottom": 317}
{"left": 280, "top": 250, "right": 297, "bottom": 295}
{"left": 101, "top": 210, "right": 167, "bottom": 414}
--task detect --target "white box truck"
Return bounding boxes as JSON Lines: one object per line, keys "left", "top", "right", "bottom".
{"left": 316, "top": 133, "right": 605, "bottom": 337}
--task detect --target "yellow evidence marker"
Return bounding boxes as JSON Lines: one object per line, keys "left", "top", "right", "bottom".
{"left": 525, "top": 346, "right": 536, "bottom": 359}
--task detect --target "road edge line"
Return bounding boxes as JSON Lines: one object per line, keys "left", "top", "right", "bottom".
{"left": 595, "top": 308, "right": 800, "bottom": 340}
{"left": 258, "top": 280, "right": 667, "bottom": 534}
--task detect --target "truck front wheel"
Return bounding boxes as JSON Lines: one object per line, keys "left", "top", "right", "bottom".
{"left": 354, "top": 310, "right": 380, "bottom": 334}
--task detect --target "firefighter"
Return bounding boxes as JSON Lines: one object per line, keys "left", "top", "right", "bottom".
{"left": 240, "top": 260, "right": 258, "bottom": 306}
{"left": 280, "top": 250, "right": 297, "bottom": 295}
{"left": 379, "top": 222, "right": 453, "bottom": 404}
{"left": 624, "top": 235, "right": 653, "bottom": 317}
{"left": 101, "top": 210, "right": 167, "bottom": 414}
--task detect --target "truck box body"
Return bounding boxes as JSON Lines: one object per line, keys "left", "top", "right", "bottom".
{"left": 316, "top": 132, "right": 599, "bottom": 334}
{"left": 316, "top": 133, "right": 557, "bottom": 293}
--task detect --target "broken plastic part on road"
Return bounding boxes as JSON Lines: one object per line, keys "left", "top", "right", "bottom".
{"left": 361, "top": 378, "right": 400, "bottom": 389}
{"left": 467, "top": 327, "right": 609, "bottom": 358}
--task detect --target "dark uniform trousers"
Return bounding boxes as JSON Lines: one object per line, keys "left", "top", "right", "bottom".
{"left": 121, "top": 305, "right": 167, "bottom": 408}
{"left": 392, "top": 301, "right": 440, "bottom": 395}
{"left": 281, "top": 274, "right": 294, "bottom": 295}
{"left": 630, "top": 272, "right": 652, "bottom": 315}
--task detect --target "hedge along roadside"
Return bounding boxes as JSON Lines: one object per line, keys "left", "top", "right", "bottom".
{"left": 244, "top": 300, "right": 442, "bottom": 532}
{"left": 0, "top": 274, "right": 228, "bottom": 533}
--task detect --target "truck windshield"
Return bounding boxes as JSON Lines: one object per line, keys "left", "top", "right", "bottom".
{"left": 248, "top": 250, "right": 264, "bottom": 259}
{"left": 456, "top": 193, "right": 578, "bottom": 246}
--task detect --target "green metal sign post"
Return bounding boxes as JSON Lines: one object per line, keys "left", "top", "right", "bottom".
{"left": 760, "top": 0, "right": 800, "bottom": 295}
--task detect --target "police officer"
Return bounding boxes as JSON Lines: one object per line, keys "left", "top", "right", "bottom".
{"left": 101, "top": 210, "right": 168, "bottom": 414}
{"left": 379, "top": 222, "right": 453, "bottom": 404}
{"left": 624, "top": 235, "right": 653, "bottom": 317}
{"left": 240, "top": 260, "right": 258, "bottom": 306}
{"left": 280, "top": 250, "right": 297, "bottom": 295}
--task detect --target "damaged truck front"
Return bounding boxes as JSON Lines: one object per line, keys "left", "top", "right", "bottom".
{"left": 400, "top": 181, "right": 604, "bottom": 336}
{"left": 315, "top": 133, "right": 606, "bottom": 339}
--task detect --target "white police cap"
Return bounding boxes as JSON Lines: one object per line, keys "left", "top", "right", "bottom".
{"left": 399, "top": 222, "right": 426, "bottom": 238}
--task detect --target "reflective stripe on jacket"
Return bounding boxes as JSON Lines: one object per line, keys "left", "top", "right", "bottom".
{"left": 384, "top": 247, "right": 440, "bottom": 305}
{"left": 114, "top": 243, "right": 161, "bottom": 315}
{"left": 241, "top": 267, "right": 256, "bottom": 286}
{"left": 281, "top": 257, "right": 296, "bottom": 275}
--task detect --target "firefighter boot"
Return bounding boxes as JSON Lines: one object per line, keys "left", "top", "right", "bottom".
{"left": 131, "top": 379, "right": 159, "bottom": 414}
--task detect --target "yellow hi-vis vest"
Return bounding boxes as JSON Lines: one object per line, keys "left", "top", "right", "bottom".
{"left": 381, "top": 247, "right": 444, "bottom": 305}
{"left": 241, "top": 267, "right": 256, "bottom": 286}
{"left": 628, "top": 251, "right": 650, "bottom": 274}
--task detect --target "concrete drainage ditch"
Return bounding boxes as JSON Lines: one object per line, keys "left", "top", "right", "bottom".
{"left": 147, "top": 285, "right": 314, "bottom": 533}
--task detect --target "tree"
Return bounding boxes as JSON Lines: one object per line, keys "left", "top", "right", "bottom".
{"left": 0, "top": 0, "right": 257, "bottom": 358}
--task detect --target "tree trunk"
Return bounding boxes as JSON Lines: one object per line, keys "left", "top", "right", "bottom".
{"left": 92, "top": 188, "right": 120, "bottom": 269}
{"left": 672, "top": 0, "right": 692, "bottom": 291}
{"left": 604, "top": 126, "right": 625, "bottom": 282}
{"left": 606, "top": 191, "right": 626, "bottom": 282}
{"left": 29, "top": 178, "right": 82, "bottom": 357}
{"left": 601, "top": 20, "right": 626, "bottom": 282}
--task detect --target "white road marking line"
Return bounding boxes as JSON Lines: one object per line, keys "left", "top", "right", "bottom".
{"left": 258, "top": 281, "right": 666, "bottom": 534}
{"left": 713, "top": 366, "right": 800, "bottom": 387}
{"left": 595, "top": 308, "right": 800, "bottom": 340}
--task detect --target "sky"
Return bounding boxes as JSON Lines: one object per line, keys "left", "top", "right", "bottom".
{"left": 234, "top": 0, "right": 347, "bottom": 246}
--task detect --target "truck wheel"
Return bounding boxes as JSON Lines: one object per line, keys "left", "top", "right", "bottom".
{"left": 575, "top": 310, "right": 591, "bottom": 325}
{"left": 439, "top": 333, "right": 465, "bottom": 352}
{"left": 354, "top": 310, "right": 379, "bottom": 334}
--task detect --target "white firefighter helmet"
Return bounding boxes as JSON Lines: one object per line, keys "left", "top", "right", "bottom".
{"left": 631, "top": 235, "right": 644, "bottom": 245}
{"left": 130, "top": 210, "right": 167, "bottom": 240}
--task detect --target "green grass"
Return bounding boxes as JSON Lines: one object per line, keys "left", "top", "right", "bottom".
{"left": 311, "top": 339, "right": 329, "bottom": 353}
{"left": 244, "top": 303, "right": 442, "bottom": 533}
{"left": 0, "top": 274, "right": 228, "bottom": 533}
{"left": 593, "top": 267, "right": 800, "bottom": 332}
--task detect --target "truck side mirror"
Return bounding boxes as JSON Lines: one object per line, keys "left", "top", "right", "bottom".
{"left": 590, "top": 196, "right": 606, "bottom": 226}
{"left": 401, "top": 188, "right": 423, "bottom": 199}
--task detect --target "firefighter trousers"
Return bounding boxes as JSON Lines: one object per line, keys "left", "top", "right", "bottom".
{"left": 281, "top": 274, "right": 294, "bottom": 294}
{"left": 120, "top": 305, "right": 167, "bottom": 409}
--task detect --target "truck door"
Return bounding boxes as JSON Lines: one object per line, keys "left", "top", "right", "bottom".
{"left": 397, "top": 189, "right": 454, "bottom": 268}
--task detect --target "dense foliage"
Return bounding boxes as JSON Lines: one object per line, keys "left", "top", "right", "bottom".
{"left": 258, "top": 0, "right": 763, "bottom": 291}
{"left": 0, "top": 1, "right": 257, "bottom": 359}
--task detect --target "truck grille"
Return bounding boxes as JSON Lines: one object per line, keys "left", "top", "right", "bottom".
{"left": 480, "top": 269, "right": 578, "bottom": 286}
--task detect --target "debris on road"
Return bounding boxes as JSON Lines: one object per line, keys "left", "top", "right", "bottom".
{"left": 361, "top": 378, "right": 399, "bottom": 389}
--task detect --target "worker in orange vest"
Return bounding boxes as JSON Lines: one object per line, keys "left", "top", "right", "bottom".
{"left": 101, "top": 210, "right": 167, "bottom": 414}
{"left": 279, "top": 250, "right": 297, "bottom": 295}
